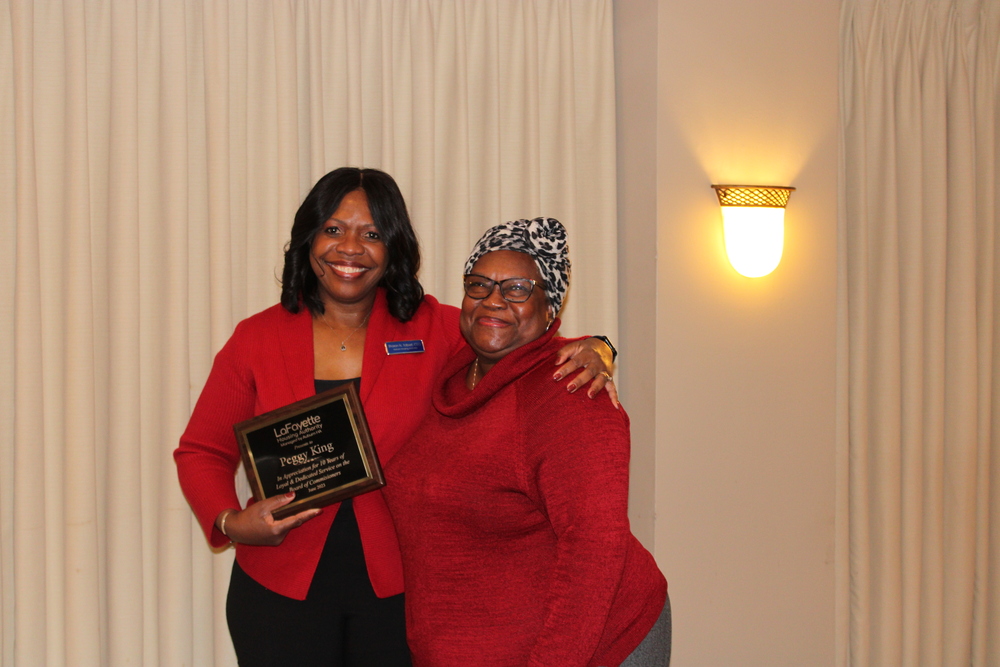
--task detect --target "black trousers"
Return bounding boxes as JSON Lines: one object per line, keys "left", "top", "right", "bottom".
{"left": 226, "top": 500, "right": 412, "bottom": 667}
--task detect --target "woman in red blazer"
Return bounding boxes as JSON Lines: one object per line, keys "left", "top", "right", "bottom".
{"left": 174, "top": 168, "right": 616, "bottom": 667}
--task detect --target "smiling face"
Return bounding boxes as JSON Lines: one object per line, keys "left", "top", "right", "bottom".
{"left": 460, "top": 250, "right": 551, "bottom": 370}
{"left": 310, "top": 189, "right": 387, "bottom": 310}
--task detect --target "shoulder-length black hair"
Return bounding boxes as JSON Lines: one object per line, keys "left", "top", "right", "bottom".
{"left": 281, "top": 167, "right": 424, "bottom": 322}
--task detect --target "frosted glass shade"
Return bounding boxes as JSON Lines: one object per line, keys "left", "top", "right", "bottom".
{"left": 721, "top": 205, "right": 784, "bottom": 278}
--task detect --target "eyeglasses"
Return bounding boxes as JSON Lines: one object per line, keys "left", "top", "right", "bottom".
{"left": 462, "top": 274, "right": 540, "bottom": 303}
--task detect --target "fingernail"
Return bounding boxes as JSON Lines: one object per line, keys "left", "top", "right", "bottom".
{"left": 285, "top": 492, "right": 295, "bottom": 499}
{"left": 553, "top": 372, "right": 563, "bottom": 381}
{"left": 567, "top": 384, "right": 578, "bottom": 393}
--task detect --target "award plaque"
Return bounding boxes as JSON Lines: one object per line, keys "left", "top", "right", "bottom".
{"left": 233, "top": 383, "right": 384, "bottom": 520}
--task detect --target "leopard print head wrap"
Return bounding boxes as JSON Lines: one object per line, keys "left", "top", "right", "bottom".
{"left": 463, "top": 217, "right": 571, "bottom": 315}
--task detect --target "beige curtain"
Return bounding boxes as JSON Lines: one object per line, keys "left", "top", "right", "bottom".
{"left": 838, "top": 0, "right": 1000, "bottom": 665}
{"left": 0, "top": 1, "right": 617, "bottom": 664}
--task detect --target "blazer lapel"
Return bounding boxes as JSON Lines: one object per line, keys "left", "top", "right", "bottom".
{"left": 279, "top": 306, "right": 317, "bottom": 403}
{"left": 359, "top": 289, "right": 391, "bottom": 404}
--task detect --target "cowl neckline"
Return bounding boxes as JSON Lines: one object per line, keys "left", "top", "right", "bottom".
{"left": 432, "top": 319, "right": 562, "bottom": 419}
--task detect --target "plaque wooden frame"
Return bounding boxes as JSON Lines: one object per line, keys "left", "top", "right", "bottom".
{"left": 233, "top": 383, "right": 384, "bottom": 520}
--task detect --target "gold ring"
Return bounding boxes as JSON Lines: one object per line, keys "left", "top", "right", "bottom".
{"left": 600, "top": 371, "right": 612, "bottom": 382}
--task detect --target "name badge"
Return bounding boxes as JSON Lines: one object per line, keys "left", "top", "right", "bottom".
{"left": 385, "top": 340, "right": 425, "bottom": 355}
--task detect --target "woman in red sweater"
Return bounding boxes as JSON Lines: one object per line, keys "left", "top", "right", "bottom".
{"left": 383, "top": 218, "right": 670, "bottom": 666}
{"left": 174, "top": 170, "right": 617, "bottom": 666}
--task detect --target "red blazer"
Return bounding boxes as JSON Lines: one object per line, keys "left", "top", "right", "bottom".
{"left": 174, "top": 289, "right": 462, "bottom": 600}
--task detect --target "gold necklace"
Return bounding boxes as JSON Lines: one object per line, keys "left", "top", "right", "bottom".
{"left": 321, "top": 310, "right": 371, "bottom": 352}
{"left": 469, "top": 358, "right": 480, "bottom": 389}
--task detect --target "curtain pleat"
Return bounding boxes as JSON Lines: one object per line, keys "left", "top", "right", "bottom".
{"left": 0, "top": 1, "right": 617, "bottom": 664}
{"left": 838, "top": 1, "right": 1000, "bottom": 665}
{"left": 0, "top": 2, "right": 16, "bottom": 665}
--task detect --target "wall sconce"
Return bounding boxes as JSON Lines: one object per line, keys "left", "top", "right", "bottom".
{"left": 711, "top": 185, "right": 794, "bottom": 278}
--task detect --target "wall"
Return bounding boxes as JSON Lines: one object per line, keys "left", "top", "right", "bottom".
{"left": 615, "top": 0, "right": 659, "bottom": 550}
{"left": 616, "top": 0, "right": 840, "bottom": 664}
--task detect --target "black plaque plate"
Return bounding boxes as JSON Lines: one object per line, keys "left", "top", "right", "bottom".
{"left": 233, "top": 383, "right": 384, "bottom": 520}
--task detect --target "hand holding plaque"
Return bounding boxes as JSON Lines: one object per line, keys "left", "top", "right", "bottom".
{"left": 233, "top": 383, "right": 384, "bottom": 521}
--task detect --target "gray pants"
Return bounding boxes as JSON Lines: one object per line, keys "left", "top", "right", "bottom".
{"left": 618, "top": 595, "right": 671, "bottom": 667}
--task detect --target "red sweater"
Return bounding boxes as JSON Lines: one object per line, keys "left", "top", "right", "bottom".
{"left": 383, "top": 323, "right": 667, "bottom": 667}
{"left": 174, "top": 290, "right": 462, "bottom": 600}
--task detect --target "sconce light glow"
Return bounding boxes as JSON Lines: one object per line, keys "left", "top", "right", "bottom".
{"left": 711, "top": 185, "right": 794, "bottom": 278}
